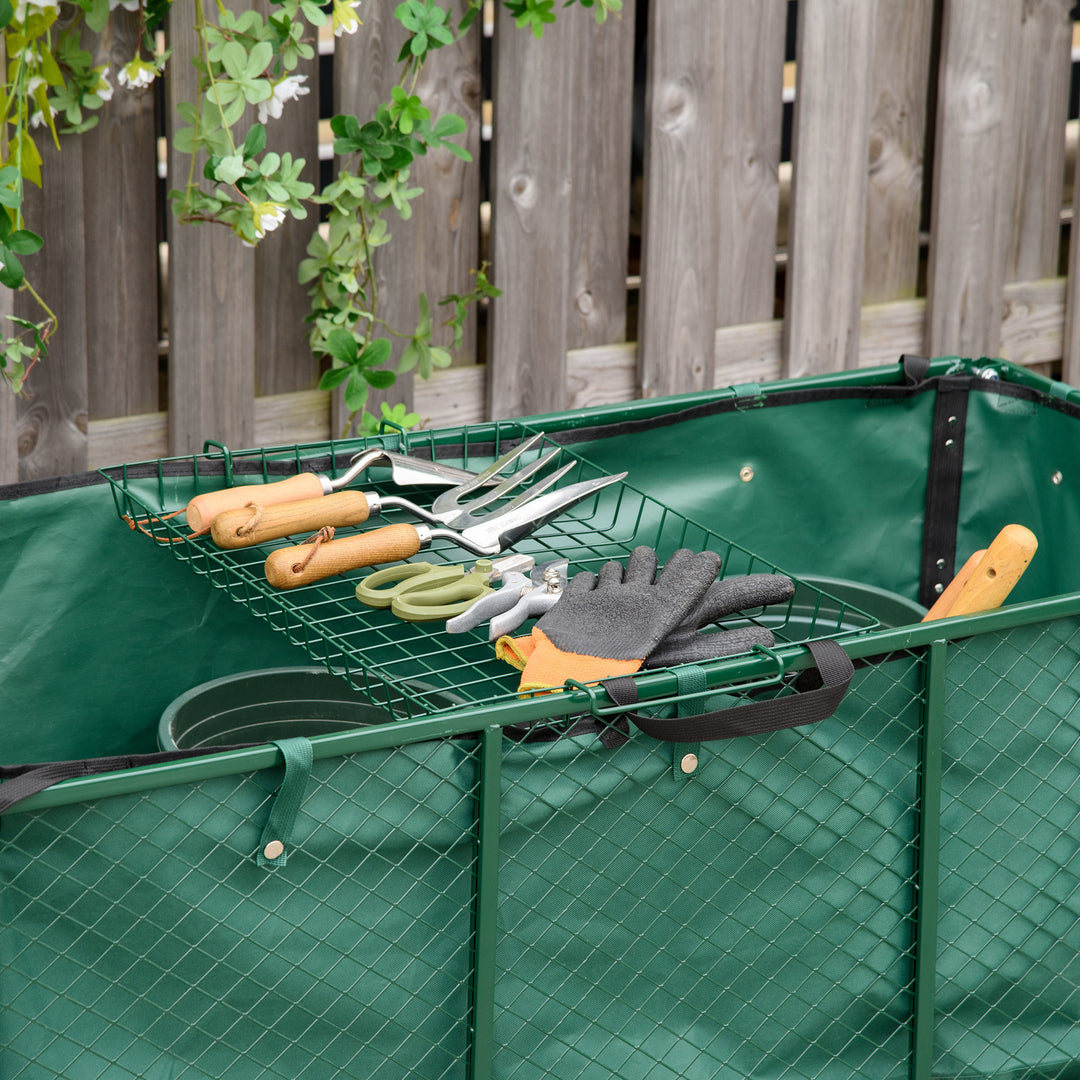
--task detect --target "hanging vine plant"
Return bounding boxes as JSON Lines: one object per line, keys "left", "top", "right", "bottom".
{"left": 0, "top": 0, "right": 621, "bottom": 431}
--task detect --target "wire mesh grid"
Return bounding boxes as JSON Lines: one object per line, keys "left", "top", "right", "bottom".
{"left": 1, "top": 739, "right": 483, "bottom": 1080}
{"left": 933, "top": 618, "right": 1080, "bottom": 1079}
{"left": 99, "top": 423, "right": 879, "bottom": 720}
{"left": 489, "top": 647, "right": 928, "bottom": 1080}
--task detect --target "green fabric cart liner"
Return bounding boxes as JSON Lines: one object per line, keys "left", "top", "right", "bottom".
{"left": 4, "top": 357, "right": 1080, "bottom": 1078}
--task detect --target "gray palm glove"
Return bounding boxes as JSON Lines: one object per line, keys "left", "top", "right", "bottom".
{"left": 507, "top": 546, "right": 722, "bottom": 691}
{"left": 645, "top": 572, "right": 795, "bottom": 668}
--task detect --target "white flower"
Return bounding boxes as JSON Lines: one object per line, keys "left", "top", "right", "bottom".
{"left": 26, "top": 79, "right": 55, "bottom": 129}
{"left": 29, "top": 104, "right": 56, "bottom": 129}
{"left": 257, "top": 74, "right": 310, "bottom": 124}
{"left": 93, "top": 68, "right": 114, "bottom": 103}
{"left": 332, "top": 0, "right": 361, "bottom": 37}
{"left": 109, "top": 0, "right": 140, "bottom": 9}
{"left": 14, "top": 0, "right": 59, "bottom": 21}
{"left": 118, "top": 56, "right": 157, "bottom": 90}
{"left": 252, "top": 201, "right": 287, "bottom": 239}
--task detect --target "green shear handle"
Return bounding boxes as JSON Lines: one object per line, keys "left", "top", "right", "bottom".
{"left": 355, "top": 555, "right": 532, "bottom": 622}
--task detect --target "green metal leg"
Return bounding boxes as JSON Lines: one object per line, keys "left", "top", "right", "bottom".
{"left": 469, "top": 725, "right": 503, "bottom": 1080}
{"left": 911, "top": 640, "right": 946, "bottom": 1080}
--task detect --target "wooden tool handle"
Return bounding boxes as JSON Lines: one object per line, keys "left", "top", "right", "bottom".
{"left": 921, "top": 548, "right": 987, "bottom": 622}
{"left": 211, "top": 490, "right": 374, "bottom": 549}
{"left": 939, "top": 524, "right": 1038, "bottom": 619}
{"left": 264, "top": 522, "right": 423, "bottom": 589}
{"left": 185, "top": 473, "right": 325, "bottom": 534}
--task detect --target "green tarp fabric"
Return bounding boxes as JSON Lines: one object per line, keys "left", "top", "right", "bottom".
{"left": 5, "top": 362, "right": 1080, "bottom": 1079}
{"left": 1, "top": 479, "right": 307, "bottom": 763}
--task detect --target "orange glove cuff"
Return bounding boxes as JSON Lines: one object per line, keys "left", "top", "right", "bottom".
{"left": 494, "top": 634, "right": 536, "bottom": 671}
{"left": 517, "top": 628, "right": 643, "bottom": 693}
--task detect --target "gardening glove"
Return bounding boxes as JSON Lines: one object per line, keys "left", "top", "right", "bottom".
{"left": 502, "top": 545, "right": 722, "bottom": 693}
{"left": 495, "top": 552, "right": 796, "bottom": 672}
{"left": 644, "top": 572, "right": 795, "bottom": 668}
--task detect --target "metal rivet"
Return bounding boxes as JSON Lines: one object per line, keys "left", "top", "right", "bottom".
{"left": 680, "top": 753, "right": 699, "bottom": 774}
{"left": 934, "top": 583, "right": 944, "bottom": 595}
{"left": 1052, "top": 471, "right": 1063, "bottom": 485}
{"left": 936, "top": 558, "right": 946, "bottom": 569}
{"left": 945, "top": 438, "right": 954, "bottom": 447}
{"left": 263, "top": 840, "right": 285, "bottom": 861}
{"left": 948, "top": 415, "right": 957, "bottom": 424}
{"left": 739, "top": 466, "right": 754, "bottom": 483}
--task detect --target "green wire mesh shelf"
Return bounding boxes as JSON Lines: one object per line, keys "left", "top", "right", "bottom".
{"left": 100, "top": 422, "right": 880, "bottom": 719}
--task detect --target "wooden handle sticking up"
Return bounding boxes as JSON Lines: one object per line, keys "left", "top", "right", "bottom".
{"left": 922, "top": 524, "right": 1038, "bottom": 621}
{"left": 264, "top": 522, "right": 425, "bottom": 589}
{"left": 211, "top": 490, "right": 375, "bottom": 549}
{"left": 921, "top": 548, "right": 987, "bottom": 622}
{"left": 185, "top": 473, "right": 326, "bottom": 535}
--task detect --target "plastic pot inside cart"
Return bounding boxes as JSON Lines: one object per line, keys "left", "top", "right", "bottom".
{"left": 754, "top": 575, "right": 927, "bottom": 642}
{"left": 159, "top": 667, "right": 463, "bottom": 750}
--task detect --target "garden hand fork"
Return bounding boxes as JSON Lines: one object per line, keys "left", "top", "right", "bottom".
{"left": 263, "top": 442, "right": 626, "bottom": 589}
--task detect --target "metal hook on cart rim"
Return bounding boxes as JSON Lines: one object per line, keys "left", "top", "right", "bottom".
{"left": 563, "top": 644, "right": 789, "bottom": 719}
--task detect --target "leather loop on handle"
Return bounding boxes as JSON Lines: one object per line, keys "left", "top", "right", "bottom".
{"left": 211, "top": 490, "right": 374, "bottom": 549}
{"left": 264, "top": 522, "right": 424, "bottom": 589}
{"left": 186, "top": 473, "right": 325, "bottom": 534}
{"left": 604, "top": 639, "right": 854, "bottom": 743}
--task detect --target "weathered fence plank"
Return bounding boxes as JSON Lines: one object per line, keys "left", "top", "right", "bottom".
{"left": 862, "top": 0, "right": 935, "bottom": 304}
{"left": 782, "top": 0, "right": 877, "bottom": 376}
{"left": 925, "top": 0, "right": 1022, "bottom": 358}
{"left": 714, "top": 0, "right": 786, "bottom": 335}
{"left": 1065, "top": 140, "right": 1080, "bottom": 387}
{"left": 566, "top": 2, "right": 635, "bottom": 351}
{"left": 7, "top": 2, "right": 1080, "bottom": 481}
{"left": 254, "top": 0, "right": 320, "bottom": 396}
{"left": 83, "top": 13, "right": 161, "bottom": 421}
{"left": 15, "top": 136, "right": 89, "bottom": 479}
{"left": 335, "top": 0, "right": 482, "bottom": 435}
{"left": 488, "top": 3, "right": 634, "bottom": 417}
{"left": 164, "top": 5, "right": 257, "bottom": 456}
{"left": 637, "top": 0, "right": 720, "bottom": 397}
{"left": 1005, "top": 0, "right": 1072, "bottom": 282}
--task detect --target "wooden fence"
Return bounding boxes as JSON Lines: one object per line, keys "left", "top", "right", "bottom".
{"left": 2, "top": 0, "right": 1080, "bottom": 483}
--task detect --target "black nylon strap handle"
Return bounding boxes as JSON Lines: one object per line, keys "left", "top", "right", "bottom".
{"left": 603, "top": 639, "right": 854, "bottom": 744}
{"left": 0, "top": 744, "right": 258, "bottom": 816}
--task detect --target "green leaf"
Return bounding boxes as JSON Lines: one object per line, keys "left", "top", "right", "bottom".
{"left": 330, "top": 113, "right": 362, "bottom": 142}
{"left": 0, "top": 249, "right": 24, "bottom": 288}
{"left": 431, "top": 113, "right": 466, "bottom": 138}
{"left": 325, "top": 327, "right": 358, "bottom": 366}
{"left": 215, "top": 154, "right": 246, "bottom": 185}
{"left": 81, "top": 0, "right": 107, "bottom": 31}
{"left": 6, "top": 230, "right": 42, "bottom": 255}
{"left": 343, "top": 368, "right": 370, "bottom": 412}
{"left": 242, "top": 123, "right": 267, "bottom": 158}
{"left": 318, "top": 366, "right": 352, "bottom": 391}
{"left": 247, "top": 41, "right": 275, "bottom": 78}
{"left": 363, "top": 368, "right": 396, "bottom": 389}
{"left": 220, "top": 41, "right": 249, "bottom": 80}
{"left": 397, "top": 341, "right": 421, "bottom": 374}
{"left": 357, "top": 337, "right": 392, "bottom": 368}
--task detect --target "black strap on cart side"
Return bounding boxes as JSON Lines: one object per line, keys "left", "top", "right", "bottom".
{"left": 602, "top": 639, "right": 854, "bottom": 744}
{"left": 899, "top": 354, "right": 974, "bottom": 609}
{"left": 0, "top": 745, "right": 258, "bottom": 815}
